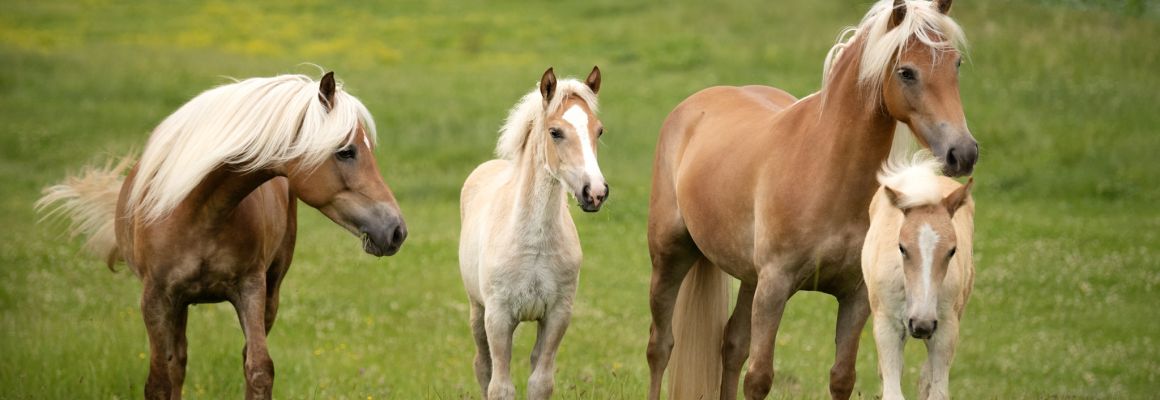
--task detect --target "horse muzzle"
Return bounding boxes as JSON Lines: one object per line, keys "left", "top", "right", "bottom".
{"left": 576, "top": 182, "right": 609, "bottom": 213}
{"left": 360, "top": 215, "right": 407, "bottom": 257}
{"left": 907, "top": 317, "right": 938, "bottom": 340}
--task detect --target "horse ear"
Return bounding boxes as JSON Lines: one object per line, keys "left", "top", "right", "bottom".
{"left": 319, "top": 71, "right": 336, "bottom": 110}
{"left": 540, "top": 67, "right": 557, "bottom": 105}
{"left": 942, "top": 177, "right": 973, "bottom": 217}
{"left": 935, "top": 0, "right": 953, "bottom": 15}
{"left": 889, "top": 0, "right": 907, "bottom": 30}
{"left": 884, "top": 185, "right": 910, "bottom": 214}
{"left": 585, "top": 65, "right": 601, "bottom": 94}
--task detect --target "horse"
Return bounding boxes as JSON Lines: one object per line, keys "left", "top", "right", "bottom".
{"left": 36, "top": 72, "right": 407, "bottom": 400}
{"left": 862, "top": 153, "right": 974, "bottom": 400}
{"left": 459, "top": 66, "right": 605, "bottom": 400}
{"left": 646, "top": 0, "right": 976, "bottom": 399}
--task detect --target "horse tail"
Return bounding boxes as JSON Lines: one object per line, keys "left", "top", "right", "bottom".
{"left": 668, "top": 258, "right": 730, "bottom": 400}
{"left": 36, "top": 157, "right": 132, "bottom": 271}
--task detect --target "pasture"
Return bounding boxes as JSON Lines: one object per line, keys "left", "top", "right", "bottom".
{"left": 1, "top": 0, "right": 1157, "bottom": 398}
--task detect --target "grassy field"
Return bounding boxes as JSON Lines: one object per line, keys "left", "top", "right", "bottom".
{"left": 1, "top": 0, "right": 1158, "bottom": 398}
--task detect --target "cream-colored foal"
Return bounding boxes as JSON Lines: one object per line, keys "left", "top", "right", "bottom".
{"left": 459, "top": 66, "right": 605, "bottom": 400}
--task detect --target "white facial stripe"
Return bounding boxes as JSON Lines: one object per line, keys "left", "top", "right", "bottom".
{"left": 917, "top": 223, "right": 940, "bottom": 301}
{"left": 362, "top": 133, "right": 372, "bottom": 150}
{"left": 562, "top": 105, "right": 603, "bottom": 181}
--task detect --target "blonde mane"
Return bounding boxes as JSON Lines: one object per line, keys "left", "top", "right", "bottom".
{"left": 129, "top": 73, "right": 376, "bottom": 223}
{"left": 496, "top": 78, "right": 599, "bottom": 160}
{"left": 822, "top": 0, "right": 967, "bottom": 106}
{"left": 878, "top": 149, "right": 944, "bottom": 208}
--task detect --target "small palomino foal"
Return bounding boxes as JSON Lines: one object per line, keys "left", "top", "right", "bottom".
{"left": 459, "top": 66, "right": 606, "bottom": 400}
{"left": 38, "top": 72, "right": 406, "bottom": 400}
{"left": 863, "top": 153, "right": 974, "bottom": 400}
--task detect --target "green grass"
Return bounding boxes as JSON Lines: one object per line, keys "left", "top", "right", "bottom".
{"left": 1, "top": 0, "right": 1158, "bottom": 398}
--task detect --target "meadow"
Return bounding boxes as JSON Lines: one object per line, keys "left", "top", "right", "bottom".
{"left": 1, "top": 0, "right": 1158, "bottom": 398}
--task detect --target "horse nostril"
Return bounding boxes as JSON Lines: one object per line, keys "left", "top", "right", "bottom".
{"left": 946, "top": 147, "right": 959, "bottom": 168}
{"left": 932, "top": 320, "right": 938, "bottom": 333}
{"left": 391, "top": 224, "right": 407, "bottom": 246}
{"left": 582, "top": 184, "right": 592, "bottom": 202}
{"left": 599, "top": 184, "right": 610, "bottom": 201}
{"left": 908, "top": 318, "right": 915, "bottom": 332}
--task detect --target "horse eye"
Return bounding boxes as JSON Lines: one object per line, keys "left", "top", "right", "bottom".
{"left": 336, "top": 146, "right": 357, "bottom": 160}
{"left": 549, "top": 128, "right": 564, "bottom": 140}
{"left": 597, "top": 127, "right": 604, "bottom": 138}
{"left": 899, "top": 244, "right": 908, "bottom": 257}
{"left": 948, "top": 247, "right": 957, "bottom": 258}
{"left": 898, "top": 67, "right": 917, "bottom": 82}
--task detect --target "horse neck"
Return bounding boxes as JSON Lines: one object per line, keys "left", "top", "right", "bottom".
{"left": 810, "top": 43, "right": 899, "bottom": 204}
{"left": 177, "top": 166, "right": 278, "bottom": 228}
{"left": 508, "top": 133, "right": 567, "bottom": 234}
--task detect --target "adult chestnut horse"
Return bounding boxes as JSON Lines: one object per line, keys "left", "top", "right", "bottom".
{"left": 646, "top": 1, "right": 975, "bottom": 399}
{"left": 38, "top": 72, "right": 406, "bottom": 399}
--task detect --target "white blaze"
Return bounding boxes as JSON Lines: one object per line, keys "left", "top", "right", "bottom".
{"left": 562, "top": 105, "right": 604, "bottom": 183}
{"left": 917, "top": 223, "right": 940, "bottom": 302}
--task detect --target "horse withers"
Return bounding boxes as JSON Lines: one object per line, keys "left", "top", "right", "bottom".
{"left": 459, "top": 66, "right": 605, "bottom": 400}
{"left": 646, "top": 0, "right": 976, "bottom": 399}
{"left": 863, "top": 154, "right": 974, "bottom": 400}
{"left": 37, "top": 72, "right": 406, "bottom": 400}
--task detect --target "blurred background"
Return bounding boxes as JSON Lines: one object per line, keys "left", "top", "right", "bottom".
{"left": 1, "top": 0, "right": 1157, "bottom": 398}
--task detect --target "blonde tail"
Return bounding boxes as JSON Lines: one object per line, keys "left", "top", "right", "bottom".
{"left": 36, "top": 157, "right": 132, "bottom": 269}
{"left": 668, "top": 259, "right": 730, "bottom": 400}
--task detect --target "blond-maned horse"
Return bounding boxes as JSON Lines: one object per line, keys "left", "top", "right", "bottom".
{"left": 646, "top": 0, "right": 976, "bottom": 399}
{"left": 37, "top": 72, "right": 407, "bottom": 400}
{"left": 459, "top": 66, "right": 605, "bottom": 400}
{"left": 863, "top": 153, "right": 974, "bottom": 400}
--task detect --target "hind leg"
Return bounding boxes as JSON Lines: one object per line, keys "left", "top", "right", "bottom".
{"left": 141, "top": 282, "right": 189, "bottom": 400}
{"left": 830, "top": 287, "right": 870, "bottom": 400}
{"left": 469, "top": 302, "right": 491, "bottom": 397}
{"left": 645, "top": 234, "right": 700, "bottom": 400}
{"left": 721, "top": 282, "right": 755, "bottom": 400}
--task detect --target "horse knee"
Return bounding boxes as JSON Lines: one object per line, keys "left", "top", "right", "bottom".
{"left": 829, "top": 364, "right": 856, "bottom": 400}
{"left": 645, "top": 334, "right": 674, "bottom": 369}
{"left": 743, "top": 368, "right": 773, "bottom": 399}
{"left": 527, "top": 371, "right": 555, "bottom": 400}
{"left": 721, "top": 334, "right": 749, "bottom": 365}
{"left": 245, "top": 356, "right": 275, "bottom": 395}
{"left": 487, "top": 380, "right": 516, "bottom": 400}
{"left": 144, "top": 369, "right": 171, "bottom": 400}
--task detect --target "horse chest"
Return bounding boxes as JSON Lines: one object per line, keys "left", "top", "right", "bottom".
{"left": 485, "top": 252, "right": 578, "bottom": 321}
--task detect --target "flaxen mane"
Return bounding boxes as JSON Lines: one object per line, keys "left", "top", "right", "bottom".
{"left": 128, "top": 74, "right": 376, "bottom": 223}
{"left": 495, "top": 79, "right": 598, "bottom": 160}
{"left": 822, "top": 0, "right": 967, "bottom": 105}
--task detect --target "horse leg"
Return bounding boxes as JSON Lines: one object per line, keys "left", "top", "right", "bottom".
{"left": 170, "top": 306, "right": 189, "bottom": 400}
{"left": 645, "top": 242, "right": 698, "bottom": 400}
{"left": 262, "top": 257, "right": 292, "bottom": 334}
{"left": 470, "top": 302, "right": 491, "bottom": 397}
{"left": 873, "top": 312, "right": 907, "bottom": 400}
{"left": 528, "top": 304, "right": 572, "bottom": 400}
{"left": 720, "top": 282, "right": 755, "bottom": 400}
{"left": 233, "top": 276, "right": 274, "bottom": 400}
{"left": 830, "top": 287, "right": 870, "bottom": 400}
{"left": 919, "top": 318, "right": 959, "bottom": 400}
{"left": 743, "top": 270, "right": 794, "bottom": 400}
{"left": 140, "top": 283, "right": 185, "bottom": 400}
{"left": 484, "top": 307, "right": 518, "bottom": 400}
